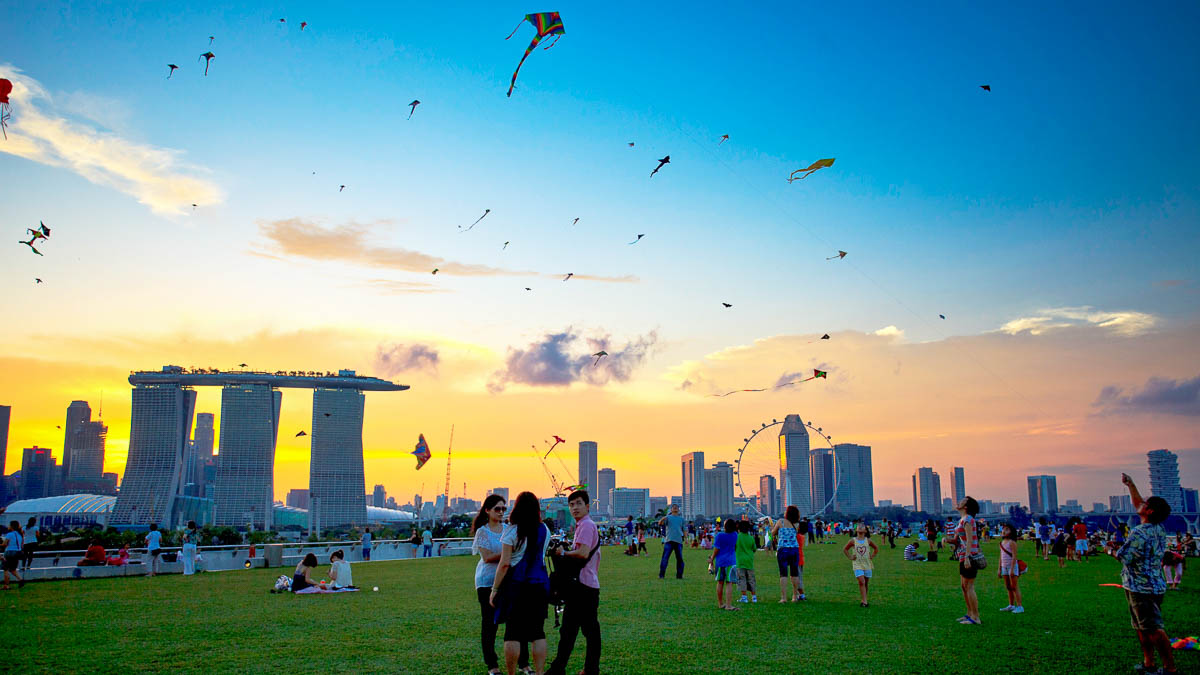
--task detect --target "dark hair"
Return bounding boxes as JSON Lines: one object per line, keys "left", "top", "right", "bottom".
{"left": 1002, "top": 522, "right": 1017, "bottom": 540}
{"left": 187, "top": 520, "right": 196, "bottom": 529}
{"left": 738, "top": 520, "right": 751, "bottom": 534}
{"left": 1038, "top": 516, "right": 1047, "bottom": 525}
{"left": 149, "top": 523, "right": 158, "bottom": 531}
{"left": 567, "top": 489, "right": 590, "bottom": 505}
{"left": 723, "top": 519, "right": 737, "bottom": 533}
{"left": 8, "top": 521, "right": 21, "bottom": 534}
{"left": 785, "top": 505, "right": 800, "bottom": 524}
{"left": 330, "top": 549, "right": 344, "bottom": 561}
{"left": 302, "top": 553, "right": 318, "bottom": 568}
{"left": 509, "top": 491, "right": 543, "bottom": 551}
{"left": 1145, "top": 496, "right": 1171, "bottom": 525}
{"left": 473, "top": 494, "right": 506, "bottom": 534}
{"left": 26, "top": 517, "right": 36, "bottom": 526}
{"left": 961, "top": 497, "right": 980, "bottom": 516}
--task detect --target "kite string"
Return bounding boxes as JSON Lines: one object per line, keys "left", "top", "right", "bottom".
{"left": 505, "top": 20, "right": 526, "bottom": 40}
{"left": 543, "top": 34, "right": 562, "bottom": 50}
{"left": 677, "top": 127, "right": 1041, "bottom": 411}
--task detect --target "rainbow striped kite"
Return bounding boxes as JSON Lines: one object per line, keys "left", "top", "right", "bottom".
{"left": 505, "top": 12, "right": 565, "bottom": 97}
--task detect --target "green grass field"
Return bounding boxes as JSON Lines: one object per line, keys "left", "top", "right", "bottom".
{"left": 5, "top": 539, "right": 1197, "bottom": 673}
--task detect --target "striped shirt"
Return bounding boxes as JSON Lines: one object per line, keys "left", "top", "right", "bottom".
{"left": 954, "top": 516, "right": 979, "bottom": 561}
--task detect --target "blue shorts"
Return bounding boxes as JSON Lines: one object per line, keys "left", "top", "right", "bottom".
{"left": 715, "top": 565, "right": 737, "bottom": 582}
{"left": 362, "top": 548, "right": 371, "bottom": 560}
{"left": 777, "top": 548, "right": 800, "bottom": 577}
{"left": 854, "top": 569, "right": 873, "bottom": 578}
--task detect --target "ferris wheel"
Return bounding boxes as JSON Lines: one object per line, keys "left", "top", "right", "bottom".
{"left": 732, "top": 416, "right": 837, "bottom": 518}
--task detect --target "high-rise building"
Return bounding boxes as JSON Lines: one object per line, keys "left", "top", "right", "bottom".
{"left": 488, "top": 487, "right": 509, "bottom": 502}
{"left": 578, "top": 441, "right": 598, "bottom": 501}
{"left": 610, "top": 487, "right": 651, "bottom": 518}
{"left": 20, "top": 447, "right": 53, "bottom": 499}
{"left": 67, "top": 420, "right": 108, "bottom": 481}
{"left": 681, "top": 452, "right": 705, "bottom": 518}
{"left": 61, "top": 400, "right": 91, "bottom": 483}
{"left": 1027, "top": 475, "right": 1059, "bottom": 514}
{"left": 649, "top": 496, "right": 668, "bottom": 515}
{"left": 912, "top": 467, "right": 941, "bottom": 514}
{"left": 1109, "top": 494, "right": 1134, "bottom": 513}
{"left": 951, "top": 467, "right": 966, "bottom": 507}
{"left": 670, "top": 496, "right": 683, "bottom": 510}
{"left": 112, "top": 384, "right": 197, "bottom": 526}
{"left": 287, "top": 488, "right": 310, "bottom": 509}
{"left": 758, "top": 475, "right": 779, "bottom": 516}
{"left": 214, "top": 384, "right": 282, "bottom": 529}
{"left": 832, "top": 443, "right": 874, "bottom": 515}
{"left": 778, "top": 415, "right": 812, "bottom": 514}
{"left": 597, "top": 468, "right": 616, "bottom": 516}
{"left": 0, "top": 404, "right": 10, "bottom": 481}
{"left": 185, "top": 413, "right": 215, "bottom": 497}
{"left": 1181, "top": 488, "right": 1198, "bottom": 513}
{"left": 310, "top": 388, "right": 368, "bottom": 527}
{"left": 372, "top": 484, "right": 387, "bottom": 508}
{"left": 942, "top": 497, "right": 954, "bottom": 512}
{"left": 1148, "top": 449, "right": 1182, "bottom": 510}
{"left": 810, "top": 450, "right": 834, "bottom": 514}
{"left": 705, "top": 461, "right": 735, "bottom": 516}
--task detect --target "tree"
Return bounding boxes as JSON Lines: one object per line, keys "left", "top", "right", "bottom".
{"left": 1008, "top": 505, "right": 1032, "bottom": 530}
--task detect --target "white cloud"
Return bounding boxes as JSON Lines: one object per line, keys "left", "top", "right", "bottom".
{"left": 0, "top": 65, "right": 222, "bottom": 215}
{"left": 1000, "top": 306, "right": 1158, "bottom": 337}
{"left": 873, "top": 325, "right": 904, "bottom": 339}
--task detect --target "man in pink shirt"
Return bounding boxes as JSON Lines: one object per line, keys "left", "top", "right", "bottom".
{"left": 547, "top": 489, "right": 601, "bottom": 675}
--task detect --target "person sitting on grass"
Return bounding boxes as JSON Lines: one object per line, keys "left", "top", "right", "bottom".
{"left": 329, "top": 550, "right": 355, "bottom": 589}
{"left": 707, "top": 518, "right": 739, "bottom": 611}
{"left": 1111, "top": 473, "right": 1175, "bottom": 675}
{"left": 77, "top": 540, "right": 106, "bottom": 567}
{"left": 903, "top": 542, "right": 925, "bottom": 562}
{"left": 843, "top": 524, "right": 878, "bottom": 607}
{"left": 292, "top": 553, "right": 321, "bottom": 593}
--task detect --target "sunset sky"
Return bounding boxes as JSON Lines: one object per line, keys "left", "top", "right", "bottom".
{"left": 3, "top": 2, "right": 1198, "bottom": 509}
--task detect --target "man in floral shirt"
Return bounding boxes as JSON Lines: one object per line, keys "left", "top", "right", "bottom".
{"left": 1112, "top": 473, "right": 1175, "bottom": 675}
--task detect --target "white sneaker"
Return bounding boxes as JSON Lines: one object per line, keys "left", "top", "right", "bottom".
{"left": 1011, "top": 606, "right": 1024, "bottom": 614}
{"left": 999, "top": 605, "right": 1014, "bottom": 612}
{"left": 752, "top": 595, "right": 758, "bottom": 603}
{"left": 738, "top": 596, "right": 748, "bottom": 603}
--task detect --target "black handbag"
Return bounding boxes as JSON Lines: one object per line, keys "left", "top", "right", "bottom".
{"left": 549, "top": 541, "right": 600, "bottom": 606}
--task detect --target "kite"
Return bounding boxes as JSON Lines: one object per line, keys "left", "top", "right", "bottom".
{"left": 719, "top": 134, "right": 729, "bottom": 145}
{"left": 710, "top": 369, "right": 828, "bottom": 398}
{"left": 412, "top": 434, "right": 432, "bottom": 470}
{"left": 503, "top": 241, "right": 510, "bottom": 250}
{"left": 980, "top": 85, "right": 991, "bottom": 92}
{"left": 208, "top": 36, "right": 215, "bottom": 46}
{"left": 650, "top": 155, "right": 670, "bottom": 177}
{"left": 459, "top": 209, "right": 490, "bottom": 233}
{"left": 505, "top": 12, "right": 565, "bottom": 97}
{"left": 300, "top": 21, "right": 308, "bottom": 30}
{"left": 35, "top": 278, "right": 42, "bottom": 284}
{"left": 191, "top": 203, "right": 198, "bottom": 210}
{"left": 19, "top": 239, "right": 42, "bottom": 256}
{"left": 339, "top": 185, "right": 346, "bottom": 192}
{"left": 939, "top": 314, "right": 946, "bottom": 320}
{"left": 167, "top": 64, "right": 178, "bottom": 79}
{"left": 627, "top": 142, "right": 634, "bottom": 147}
{"left": 524, "top": 287, "right": 531, "bottom": 291}
{"left": 788, "top": 158, "right": 835, "bottom": 182}
{"left": 0, "top": 78, "right": 12, "bottom": 139}
{"left": 571, "top": 218, "right": 579, "bottom": 226}
{"left": 827, "top": 250, "right": 847, "bottom": 260}
{"left": 408, "top": 100, "right": 420, "bottom": 120}
{"left": 279, "top": 18, "right": 286, "bottom": 24}
{"left": 563, "top": 273, "right": 573, "bottom": 281}
{"left": 432, "top": 268, "right": 439, "bottom": 275}
{"left": 543, "top": 435, "right": 566, "bottom": 458}
{"left": 238, "top": 363, "right": 248, "bottom": 367}
{"left": 628, "top": 234, "right": 644, "bottom": 244}
{"left": 199, "top": 52, "right": 215, "bottom": 76}
{"left": 806, "top": 333, "right": 831, "bottom": 344}
{"left": 592, "top": 351, "right": 607, "bottom": 366}
{"left": 722, "top": 303, "right": 732, "bottom": 308}
{"left": 295, "top": 431, "right": 307, "bottom": 437}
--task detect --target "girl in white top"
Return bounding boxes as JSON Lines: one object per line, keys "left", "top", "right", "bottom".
{"left": 329, "top": 549, "right": 354, "bottom": 589}
{"left": 472, "top": 495, "right": 528, "bottom": 675}
{"left": 998, "top": 523, "right": 1024, "bottom": 613}
{"left": 842, "top": 524, "right": 878, "bottom": 607}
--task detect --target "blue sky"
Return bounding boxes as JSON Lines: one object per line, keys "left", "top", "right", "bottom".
{"left": 2, "top": 2, "right": 1198, "bottom": 502}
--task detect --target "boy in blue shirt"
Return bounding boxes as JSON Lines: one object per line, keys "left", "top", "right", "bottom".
{"left": 708, "top": 519, "right": 740, "bottom": 611}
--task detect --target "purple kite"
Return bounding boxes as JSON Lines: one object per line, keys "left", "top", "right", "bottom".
{"left": 505, "top": 12, "right": 565, "bottom": 97}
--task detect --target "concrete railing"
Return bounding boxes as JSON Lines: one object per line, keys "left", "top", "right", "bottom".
{"left": 17, "top": 537, "right": 474, "bottom": 582}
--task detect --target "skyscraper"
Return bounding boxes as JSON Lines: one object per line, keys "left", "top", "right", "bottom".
{"left": 1147, "top": 449, "right": 1182, "bottom": 510}
{"left": 951, "top": 467, "right": 966, "bottom": 507}
{"left": 681, "top": 451, "right": 705, "bottom": 518}
{"left": 578, "top": 441, "right": 598, "bottom": 499}
{"left": 186, "top": 413, "right": 215, "bottom": 496}
{"left": 1027, "top": 475, "right": 1059, "bottom": 514}
{"left": 113, "top": 384, "right": 197, "bottom": 526}
{"left": 488, "top": 487, "right": 509, "bottom": 502}
{"left": 778, "top": 415, "right": 812, "bottom": 514}
{"left": 759, "top": 475, "right": 779, "bottom": 516}
{"left": 912, "top": 467, "right": 942, "bottom": 514}
{"left": 68, "top": 420, "right": 108, "bottom": 481}
{"left": 61, "top": 400, "right": 91, "bottom": 483}
{"left": 214, "top": 384, "right": 282, "bottom": 529}
{"left": 810, "top": 450, "right": 834, "bottom": 514}
{"left": 832, "top": 443, "right": 874, "bottom": 515}
{"left": 705, "top": 461, "right": 735, "bottom": 516}
{"left": 1181, "top": 488, "right": 1198, "bottom": 513}
{"left": 372, "top": 484, "right": 387, "bottom": 508}
{"left": 20, "top": 447, "right": 52, "bottom": 499}
{"left": 310, "top": 387, "right": 368, "bottom": 527}
{"left": 286, "top": 488, "right": 310, "bottom": 509}
{"left": 610, "top": 487, "right": 651, "bottom": 518}
{"left": 597, "top": 468, "right": 616, "bottom": 516}
{"left": 0, "top": 404, "right": 10, "bottom": 480}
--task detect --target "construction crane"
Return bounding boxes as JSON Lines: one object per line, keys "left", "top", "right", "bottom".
{"left": 532, "top": 442, "right": 581, "bottom": 497}
{"left": 441, "top": 424, "right": 455, "bottom": 522}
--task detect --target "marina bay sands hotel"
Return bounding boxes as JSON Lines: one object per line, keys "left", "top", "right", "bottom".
{"left": 112, "top": 366, "right": 407, "bottom": 529}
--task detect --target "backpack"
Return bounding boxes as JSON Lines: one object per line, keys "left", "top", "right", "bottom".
{"left": 549, "top": 539, "right": 600, "bottom": 609}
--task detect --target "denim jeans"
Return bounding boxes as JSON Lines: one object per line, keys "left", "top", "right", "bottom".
{"left": 659, "top": 541, "right": 684, "bottom": 578}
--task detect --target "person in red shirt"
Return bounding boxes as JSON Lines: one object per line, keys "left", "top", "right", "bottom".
{"left": 77, "top": 540, "right": 106, "bottom": 566}
{"left": 1072, "top": 521, "right": 1089, "bottom": 562}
